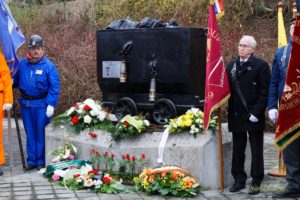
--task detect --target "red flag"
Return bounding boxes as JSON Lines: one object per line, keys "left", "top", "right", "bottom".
{"left": 203, "top": 3, "right": 230, "bottom": 132}
{"left": 275, "top": 16, "right": 300, "bottom": 150}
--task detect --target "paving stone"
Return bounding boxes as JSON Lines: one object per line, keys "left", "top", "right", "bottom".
{"left": 36, "top": 194, "right": 56, "bottom": 199}
{"left": 0, "top": 192, "right": 10, "bottom": 197}
{"left": 35, "top": 189, "right": 54, "bottom": 195}
{"left": 13, "top": 186, "right": 31, "bottom": 191}
{"left": 56, "top": 193, "right": 77, "bottom": 198}
{"left": 13, "top": 195, "right": 34, "bottom": 200}
{"left": 13, "top": 190, "right": 33, "bottom": 196}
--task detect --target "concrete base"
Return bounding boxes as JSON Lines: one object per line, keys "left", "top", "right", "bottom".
{"left": 45, "top": 123, "right": 251, "bottom": 189}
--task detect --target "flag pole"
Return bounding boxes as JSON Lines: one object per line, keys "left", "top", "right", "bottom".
{"left": 218, "top": 108, "right": 224, "bottom": 191}
{"left": 268, "top": 1, "right": 297, "bottom": 177}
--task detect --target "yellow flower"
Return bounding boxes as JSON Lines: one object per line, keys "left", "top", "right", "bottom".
{"left": 184, "top": 119, "right": 192, "bottom": 127}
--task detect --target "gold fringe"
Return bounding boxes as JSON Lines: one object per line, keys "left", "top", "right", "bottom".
{"left": 204, "top": 94, "right": 230, "bottom": 132}
{"left": 275, "top": 121, "right": 300, "bottom": 150}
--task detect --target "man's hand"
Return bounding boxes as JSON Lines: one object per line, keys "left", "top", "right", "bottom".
{"left": 46, "top": 105, "right": 54, "bottom": 118}
{"left": 268, "top": 109, "right": 278, "bottom": 124}
{"left": 2, "top": 104, "right": 12, "bottom": 111}
{"left": 249, "top": 114, "right": 259, "bottom": 122}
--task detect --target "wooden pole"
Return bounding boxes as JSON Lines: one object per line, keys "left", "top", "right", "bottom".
{"left": 218, "top": 108, "right": 224, "bottom": 191}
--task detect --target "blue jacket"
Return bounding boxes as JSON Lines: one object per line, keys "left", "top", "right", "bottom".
{"left": 268, "top": 38, "right": 292, "bottom": 110}
{"left": 14, "top": 56, "right": 60, "bottom": 107}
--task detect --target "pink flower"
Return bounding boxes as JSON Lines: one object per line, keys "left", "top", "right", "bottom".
{"left": 67, "top": 154, "right": 74, "bottom": 160}
{"left": 105, "top": 151, "right": 109, "bottom": 156}
{"left": 84, "top": 179, "right": 93, "bottom": 187}
{"left": 52, "top": 174, "right": 61, "bottom": 181}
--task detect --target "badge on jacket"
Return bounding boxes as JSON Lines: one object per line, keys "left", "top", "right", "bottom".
{"left": 36, "top": 70, "right": 43, "bottom": 75}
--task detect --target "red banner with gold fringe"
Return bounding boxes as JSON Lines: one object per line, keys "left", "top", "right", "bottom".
{"left": 203, "top": 3, "right": 230, "bottom": 132}
{"left": 275, "top": 15, "right": 300, "bottom": 150}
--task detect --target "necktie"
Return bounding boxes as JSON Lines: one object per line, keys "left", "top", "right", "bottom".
{"left": 240, "top": 61, "right": 245, "bottom": 66}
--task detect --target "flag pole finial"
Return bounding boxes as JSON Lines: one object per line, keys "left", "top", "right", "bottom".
{"left": 277, "top": 1, "right": 284, "bottom": 9}
{"left": 293, "top": 2, "right": 297, "bottom": 18}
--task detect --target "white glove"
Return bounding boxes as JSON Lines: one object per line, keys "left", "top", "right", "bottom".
{"left": 249, "top": 114, "right": 259, "bottom": 122}
{"left": 268, "top": 109, "right": 278, "bottom": 124}
{"left": 3, "top": 104, "right": 12, "bottom": 111}
{"left": 46, "top": 105, "right": 54, "bottom": 118}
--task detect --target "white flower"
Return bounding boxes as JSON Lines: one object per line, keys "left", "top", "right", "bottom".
{"left": 191, "top": 108, "right": 200, "bottom": 115}
{"left": 54, "top": 169, "right": 68, "bottom": 177}
{"left": 67, "top": 107, "right": 75, "bottom": 116}
{"left": 77, "top": 178, "right": 82, "bottom": 183}
{"left": 90, "top": 109, "right": 99, "bottom": 116}
{"left": 144, "top": 120, "right": 150, "bottom": 127}
{"left": 80, "top": 164, "right": 93, "bottom": 176}
{"left": 83, "top": 115, "right": 92, "bottom": 124}
{"left": 93, "top": 180, "right": 103, "bottom": 188}
{"left": 97, "top": 111, "right": 106, "bottom": 121}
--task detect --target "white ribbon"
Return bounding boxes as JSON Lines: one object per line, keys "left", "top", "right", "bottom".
{"left": 157, "top": 127, "right": 170, "bottom": 164}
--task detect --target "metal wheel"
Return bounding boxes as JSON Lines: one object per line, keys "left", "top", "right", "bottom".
{"left": 152, "top": 99, "right": 177, "bottom": 125}
{"left": 113, "top": 97, "right": 138, "bottom": 120}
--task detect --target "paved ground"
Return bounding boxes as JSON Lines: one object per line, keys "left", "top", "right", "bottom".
{"left": 0, "top": 118, "right": 296, "bottom": 200}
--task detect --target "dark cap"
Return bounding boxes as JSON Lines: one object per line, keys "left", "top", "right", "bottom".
{"left": 28, "top": 34, "right": 45, "bottom": 48}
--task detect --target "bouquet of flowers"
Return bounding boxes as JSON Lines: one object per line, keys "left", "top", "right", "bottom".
{"left": 167, "top": 108, "right": 218, "bottom": 137}
{"left": 50, "top": 141, "right": 77, "bottom": 163}
{"left": 47, "top": 163, "right": 129, "bottom": 194}
{"left": 112, "top": 115, "right": 150, "bottom": 141}
{"left": 52, "top": 98, "right": 116, "bottom": 134}
{"left": 134, "top": 166, "right": 200, "bottom": 197}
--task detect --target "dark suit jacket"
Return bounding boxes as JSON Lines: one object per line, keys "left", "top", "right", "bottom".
{"left": 226, "top": 54, "right": 271, "bottom": 132}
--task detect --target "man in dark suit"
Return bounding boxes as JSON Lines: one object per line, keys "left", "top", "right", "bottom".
{"left": 226, "top": 35, "right": 271, "bottom": 195}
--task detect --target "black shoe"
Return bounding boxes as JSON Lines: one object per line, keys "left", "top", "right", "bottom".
{"left": 248, "top": 184, "right": 260, "bottom": 195}
{"left": 26, "top": 165, "right": 36, "bottom": 171}
{"left": 272, "top": 189, "right": 300, "bottom": 198}
{"left": 37, "top": 165, "right": 45, "bottom": 170}
{"left": 229, "top": 183, "right": 245, "bottom": 192}
{"left": 0, "top": 168, "right": 3, "bottom": 176}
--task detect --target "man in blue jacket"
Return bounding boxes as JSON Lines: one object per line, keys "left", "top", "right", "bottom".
{"left": 269, "top": 21, "right": 300, "bottom": 198}
{"left": 14, "top": 35, "right": 60, "bottom": 170}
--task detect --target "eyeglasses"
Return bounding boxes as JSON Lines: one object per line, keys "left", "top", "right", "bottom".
{"left": 238, "top": 44, "right": 253, "bottom": 48}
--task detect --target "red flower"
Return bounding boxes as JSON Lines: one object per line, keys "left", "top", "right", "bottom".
{"left": 88, "top": 132, "right": 97, "bottom": 138}
{"left": 88, "top": 170, "right": 100, "bottom": 175}
{"left": 73, "top": 103, "right": 79, "bottom": 108}
{"left": 111, "top": 153, "right": 115, "bottom": 159}
{"left": 102, "top": 176, "right": 112, "bottom": 184}
{"left": 141, "top": 154, "right": 145, "bottom": 159}
{"left": 73, "top": 174, "right": 80, "bottom": 178}
{"left": 123, "top": 121, "right": 129, "bottom": 127}
{"left": 132, "top": 156, "right": 136, "bottom": 161}
{"left": 71, "top": 115, "right": 79, "bottom": 124}
{"left": 105, "top": 151, "right": 109, "bottom": 156}
{"left": 122, "top": 155, "right": 125, "bottom": 160}
{"left": 126, "top": 154, "right": 130, "bottom": 160}
{"left": 83, "top": 105, "right": 92, "bottom": 111}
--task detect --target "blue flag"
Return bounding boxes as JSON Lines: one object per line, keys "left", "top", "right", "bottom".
{"left": 0, "top": 0, "right": 25, "bottom": 77}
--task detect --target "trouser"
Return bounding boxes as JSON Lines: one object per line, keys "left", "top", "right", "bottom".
{"left": 283, "top": 137, "right": 300, "bottom": 192}
{"left": 231, "top": 130, "right": 264, "bottom": 185}
{"left": 21, "top": 105, "right": 50, "bottom": 167}
{"left": 0, "top": 94, "right": 4, "bottom": 165}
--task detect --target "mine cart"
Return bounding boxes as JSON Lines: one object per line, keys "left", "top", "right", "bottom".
{"left": 96, "top": 27, "right": 207, "bottom": 124}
